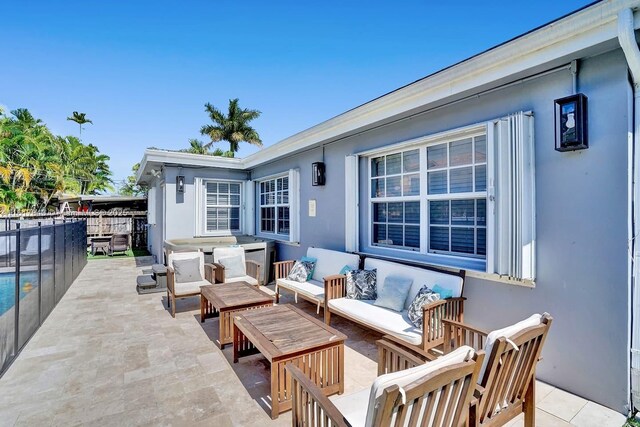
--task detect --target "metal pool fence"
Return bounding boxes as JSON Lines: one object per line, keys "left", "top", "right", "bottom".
{"left": 0, "top": 219, "right": 87, "bottom": 376}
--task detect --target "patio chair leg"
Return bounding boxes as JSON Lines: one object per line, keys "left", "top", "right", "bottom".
{"left": 166, "top": 290, "right": 170, "bottom": 308}
{"left": 523, "top": 376, "right": 535, "bottom": 427}
{"left": 171, "top": 295, "right": 176, "bottom": 318}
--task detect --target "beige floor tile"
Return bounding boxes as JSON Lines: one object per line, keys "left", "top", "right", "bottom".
{"left": 536, "top": 380, "right": 556, "bottom": 403}
{"left": 570, "top": 401, "right": 627, "bottom": 427}
{"left": 538, "top": 388, "right": 588, "bottom": 422}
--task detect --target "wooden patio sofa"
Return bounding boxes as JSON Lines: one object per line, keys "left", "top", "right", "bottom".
{"left": 166, "top": 250, "right": 216, "bottom": 317}
{"left": 324, "top": 256, "right": 466, "bottom": 355}
{"left": 288, "top": 342, "right": 485, "bottom": 427}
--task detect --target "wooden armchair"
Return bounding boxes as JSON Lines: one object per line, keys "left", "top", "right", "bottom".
{"left": 166, "top": 250, "right": 215, "bottom": 317}
{"left": 212, "top": 247, "right": 261, "bottom": 286}
{"left": 442, "top": 313, "right": 553, "bottom": 427}
{"left": 109, "top": 233, "right": 130, "bottom": 256}
{"left": 288, "top": 344, "right": 485, "bottom": 427}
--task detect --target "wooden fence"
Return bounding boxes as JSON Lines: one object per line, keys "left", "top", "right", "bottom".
{"left": 0, "top": 211, "right": 148, "bottom": 249}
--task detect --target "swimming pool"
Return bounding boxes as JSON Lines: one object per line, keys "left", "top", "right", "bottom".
{"left": 0, "top": 271, "right": 40, "bottom": 316}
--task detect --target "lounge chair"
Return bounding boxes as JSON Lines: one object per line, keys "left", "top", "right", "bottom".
{"left": 20, "top": 234, "right": 52, "bottom": 256}
{"left": 288, "top": 344, "right": 485, "bottom": 427}
{"left": 109, "top": 233, "right": 130, "bottom": 256}
{"left": 440, "top": 313, "right": 553, "bottom": 427}
{"left": 166, "top": 250, "right": 216, "bottom": 317}
{"left": 212, "top": 246, "right": 261, "bottom": 286}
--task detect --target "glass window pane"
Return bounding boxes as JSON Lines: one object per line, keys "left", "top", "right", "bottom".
{"left": 230, "top": 194, "right": 240, "bottom": 206}
{"left": 266, "top": 193, "right": 275, "bottom": 205}
{"left": 373, "top": 224, "right": 387, "bottom": 244}
{"left": 387, "top": 202, "right": 403, "bottom": 223}
{"left": 429, "top": 201, "right": 449, "bottom": 225}
{"left": 386, "top": 176, "right": 402, "bottom": 197}
{"left": 403, "top": 174, "right": 420, "bottom": 196}
{"left": 428, "top": 171, "right": 447, "bottom": 194}
{"left": 230, "top": 207, "right": 240, "bottom": 219}
{"left": 405, "top": 202, "right": 420, "bottom": 224}
{"left": 260, "top": 194, "right": 265, "bottom": 205}
{"left": 450, "top": 167, "right": 472, "bottom": 193}
{"left": 430, "top": 227, "right": 449, "bottom": 251}
{"left": 405, "top": 226, "right": 420, "bottom": 248}
{"left": 475, "top": 135, "right": 487, "bottom": 163}
{"left": 207, "top": 182, "right": 217, "bottom": 194}
{"left": 450, "top": 138, "right": 473, "bottom": 166}
{"left": 373, "top": 203, "right": 387, "bottom": 222}
{"left": 218, "top": 182, "right": 229, "bottom": 193}
{"left": 260, "top": 182, "right": 265, "bottom": 192}
{"left": 218, "top": 217, "right": 229, "bottom": 230}
{"left": 371, "top": 157, "right": 385, "bottom": 177}
{"left": 477, "top": 228, "right": 486, "bottom": 255}
{"left": 475, "top": 165, "right": 486, "bottom": 192}
{"left": 371, "top": 178, "right": 385, "bottom": 198}
{"left": 230, "top": 218, "right": 240, "bottom": 230}
{"left": 451, "top": 228, "right": 474, "bottom": 254}
{"left": 386, "top": 153, "right": 401, "bottom": 175}
{"left": 451, "top": 200, "right": 475, "bottom": 226}
{"left": 388, "top": 225, "right": 403, "bottom": 246}
{"left": 282, "top": 192, "right": 289, "bottom": 204}
{"left": 403, "top": 150, "right": 419, "bottom": 172}
{"left": 218, "top": 194, "right": 229, "bottom": 205}
{"left": 207, "top": 193, "right": 217, "bottom": 205}
{"left": 230, "top": 183, "right": 240, "bottom": 194}
{"left": 427, "top": 144, "right": 447, "bottom": 169}
{"left": 477, "top": 199, "right": 486, "bottom": 226}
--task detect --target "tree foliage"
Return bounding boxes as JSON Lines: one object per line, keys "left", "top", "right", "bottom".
{"left": 200, "top": 98, "right": 262, "bottom": 156}
{"left": 119, "top": 163, "right": 146, "bottom": 196}
{"left": 0, "top": 108, "right": 112, "bottom": 213}
{"left": 66, "top": 111, "right": 93, "bottom": 138}
{"left": 180, "top": 138, "right": 233, "bottom": 157}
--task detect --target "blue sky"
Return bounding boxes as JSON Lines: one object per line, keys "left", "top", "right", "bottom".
{"left": 1, "top": 0, "right": 591, "bottom": 188}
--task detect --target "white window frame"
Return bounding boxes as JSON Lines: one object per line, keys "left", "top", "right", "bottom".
{"left": 257, "top": 173, "right": 291, "bottom": 240}
{"left": 195, "top": 178, "right": 244, "bottom": 236}
{"left": 364, "top": 124, "right": 490, "bottom": 269}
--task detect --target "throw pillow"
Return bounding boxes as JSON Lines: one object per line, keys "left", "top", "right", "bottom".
{"left": 287, "top": 260, "right": 315, "bottom": 282}
{"left": 373, "top": 276, "right": 413, "bottom": 312}
{"left": 339, "top": 265, "right": 352, "bottom": 275}
{"left": 218, "top": 255, "right": 245, "bottom": 279}
{"left": 345, "top": 269, "right": 377, "bottom": 300}
{"left": 432, "top": 284, "right": 454, "bottom": 299}
{"left": 407, "top": 285, "right": 441, "bottom": 329}
{"left": 301, "top": 256, "right": 318, "bottom": 280}
{"left": 172, "top": 258, "right": 203, "bottom": 283}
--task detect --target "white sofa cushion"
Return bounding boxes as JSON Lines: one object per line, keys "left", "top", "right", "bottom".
{"left": 276, "top": 278, "right": 324, "bottom": 301}
{"left": 480, "top": 313, "right": 543, "bottom": 380}
{"left": 226, "top": 275, "right": 259, "bottom": 286}
{"left": 168, "top": 251, "right": 205, "bottom": 280}
{"left": 364, "top": 258, "right": 463, "bottom": 310}
{"left": 331, "top": 388, "right": 369, "bottom": 427}
{"left": 365, "top": 345, "right": 475, "bottom": 426}
{"left": 307, "top": 247, "right": 359, "bottom": 282}
{"left": 328, "top": 298, "right": 422, "bottom": 346}
{"left": 173, "top": 280, "right": 208, "bottom": 296}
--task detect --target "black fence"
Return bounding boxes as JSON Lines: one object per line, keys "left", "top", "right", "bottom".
{"left": 0, "top": 219, "right": 87, "bottom": 375}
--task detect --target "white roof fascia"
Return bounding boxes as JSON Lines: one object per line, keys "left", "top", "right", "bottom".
{"left": 241, "top": 0, "right": 640, "bottom": 169}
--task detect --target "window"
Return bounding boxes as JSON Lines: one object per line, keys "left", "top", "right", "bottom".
{"left": 426, "top": 136, "right": 487, "bottom": 257}
{"left": 259, "top": 176, "right": 290, "bottom": 236}
{"left": 369, "top": 136, "right": 487, "bottom": 259}
{"left": 205, "top": 181, "right": 241, "bottom": 232}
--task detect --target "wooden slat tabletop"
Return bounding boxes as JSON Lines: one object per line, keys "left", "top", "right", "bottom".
{"left": 200, "top": 282, "right": 273, "bottom": 310}
{"left": 234, "top": 304, "right": 347, "bottom": 358}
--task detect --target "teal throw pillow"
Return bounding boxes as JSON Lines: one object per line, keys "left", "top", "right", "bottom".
{"left": 339, "top": 265, "right": 352, "bottom": 275}
{"left": 432, "top": 284, "right": 454, "bottom": 299}
{"left": 373, "top": 276, "right": 413, "bottom": 312}
{"left": 301, "top": 256, "right": 317, "bottom": 280}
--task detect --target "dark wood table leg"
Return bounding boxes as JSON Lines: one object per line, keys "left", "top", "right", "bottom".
{"left": 200, "top": 295, "right": 205, "bottom": 323}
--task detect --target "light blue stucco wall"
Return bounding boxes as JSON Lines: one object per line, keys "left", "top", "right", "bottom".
{"left": 247, "top": 49, "right": 630, "bottom": 412}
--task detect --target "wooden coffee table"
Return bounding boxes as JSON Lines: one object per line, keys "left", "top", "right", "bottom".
{"left": 233, "top": 304, "right": 347, "bottom": 419}
{"left": 200, "top": 282, "right": 273, "bottom": 349}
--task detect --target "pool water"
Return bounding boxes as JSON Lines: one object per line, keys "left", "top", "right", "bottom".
{"left": 0, "top": 271, "right": 40, "bottom": 316}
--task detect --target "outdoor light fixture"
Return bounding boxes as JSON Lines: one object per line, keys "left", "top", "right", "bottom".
{"left": 312, "top": 162, "right": 326, "bottom": 186}
{"left": 176, "top": 175, "right": 185, "bottom": 193}
{"left": 554, "top": 93, "right": 588, "bottom": 152}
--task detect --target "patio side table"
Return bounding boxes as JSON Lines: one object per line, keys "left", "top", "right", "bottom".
{"left": 90, "top": 236, "right": 111, "bottom": 256}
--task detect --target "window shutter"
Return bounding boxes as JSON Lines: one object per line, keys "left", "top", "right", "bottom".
{"left": 490, "top": 112, "right": 536, "bottom": 281}
{"left": 147, "top": 186, "right": 156, "bottom": 225}
{"left": 345, "top": 155, "right": 359, "bottom": 252}
{"left": 243, "top": 180, "right": 255, "bottom": 235}
{"left": 288, "top": 168, "right": 300, "bottom": 243}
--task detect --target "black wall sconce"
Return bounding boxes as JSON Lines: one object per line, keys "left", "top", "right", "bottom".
{"left": 554, "top": 93, "right": 588, "bottom": 152}
{"left": 312, "top": 162, "right": 326, "bottom": 186}
{"left": 176, "top": 175, "right": 185, "bottom": 193}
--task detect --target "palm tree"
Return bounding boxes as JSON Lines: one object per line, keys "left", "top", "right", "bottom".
{"left": 186, "top": 139, "right": 209, "bottom": 155}
{"left": 200, "top": 98, "right": 262, "bottom": 156}
{"left": 66, "top": 111, "right": 93, "bottom": 138}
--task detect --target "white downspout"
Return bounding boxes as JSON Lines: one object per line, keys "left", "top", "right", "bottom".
{"left": 618, "top": 7, "right": 640, "bottom": 414}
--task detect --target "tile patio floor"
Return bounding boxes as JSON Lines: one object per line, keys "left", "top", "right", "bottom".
{"left": 0, "top": 256, "right": 627, "bottom": 426}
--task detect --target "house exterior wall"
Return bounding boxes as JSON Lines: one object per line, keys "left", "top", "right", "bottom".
{"left": 248, "top": 49, "right": 630, "bottom": 412}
